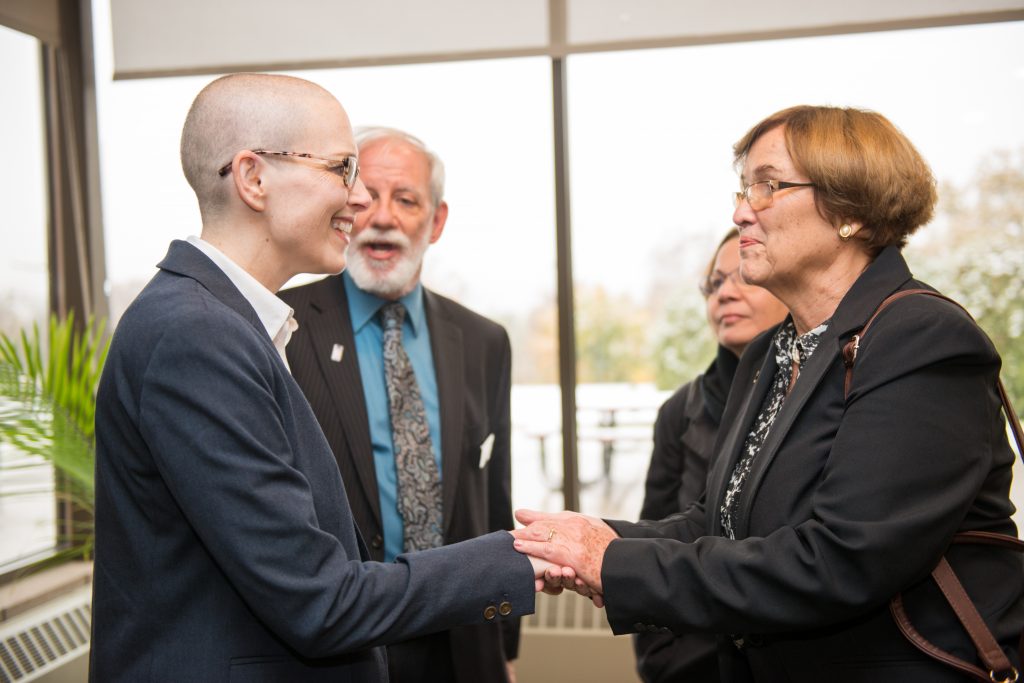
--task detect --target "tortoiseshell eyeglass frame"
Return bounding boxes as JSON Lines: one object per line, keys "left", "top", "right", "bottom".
{"left": 217, "top": 149, "right": 359, "bottom": 188}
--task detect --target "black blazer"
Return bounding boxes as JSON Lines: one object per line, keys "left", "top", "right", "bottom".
{"left": 602, "top": 246, "right": 1023, "bottom": 682}
{"left": 639, "top": 346, "right": 739, "bottom": 523}
{"left": 91, "top": 241, "right": 531, "bottom": 682}
{"left": 280, "top": 273, "right": 517, "bottom": 683}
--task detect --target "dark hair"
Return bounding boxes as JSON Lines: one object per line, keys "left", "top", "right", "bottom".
{"left": 733, "top": 105, "right": 937, "bottom": 252}
{"left": 704, "top": 227, "right": 740, "bottom": 278}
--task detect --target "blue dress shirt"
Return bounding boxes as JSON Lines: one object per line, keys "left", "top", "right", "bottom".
{"left": 343, "top": 270, "right": 442, "bottom": 561}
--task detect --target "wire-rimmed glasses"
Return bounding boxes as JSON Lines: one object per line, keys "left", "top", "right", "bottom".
{"left": 699, "top": 267, "right": 743, "bottom": 298}
{"left": 734, "top": 179, "right": 815, "bottom": 211}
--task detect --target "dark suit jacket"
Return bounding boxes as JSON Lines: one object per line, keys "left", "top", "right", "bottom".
{"left": 639, "top": 345, "right": 739, "bottom": 523}
{"left": 279, "top": 273, "right": 517, "bottom": 683}
{"left": 90, "top": 241, "right": 531, "bottom": 683}
{"left": 602, "top": 246, "right": 1024, "bottom": 682}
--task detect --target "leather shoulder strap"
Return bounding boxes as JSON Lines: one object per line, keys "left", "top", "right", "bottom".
{"left": 891, "top": 532, "right": 1024, "bottom": 683}
{"left": 845, "top": 289, "right": 1023, "bottom": 682}
{"left": 842, "top": 289, "right": 1024, "bottom": 460}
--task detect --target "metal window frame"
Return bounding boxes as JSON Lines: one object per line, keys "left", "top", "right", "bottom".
{"left": 4, "top": 3, "right": 1023, "bottom": 521}
{"left": 0, "top": 0, "right": 107, "bottom": 583}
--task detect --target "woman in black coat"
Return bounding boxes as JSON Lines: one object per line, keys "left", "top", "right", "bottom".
{"left": 635, "top": 228, "right": 786, "bottom": 683}
{"left": 514, "top": 105, "right": 1023, "bottom": 682}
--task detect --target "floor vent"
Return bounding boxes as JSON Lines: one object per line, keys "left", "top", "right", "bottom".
{"left": 0, "top": 586, "right": 90, "bottom": 683}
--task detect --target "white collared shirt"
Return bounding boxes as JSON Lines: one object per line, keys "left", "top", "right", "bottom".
{"left": 186, "top": 235, "right": 297, "bottom": 371}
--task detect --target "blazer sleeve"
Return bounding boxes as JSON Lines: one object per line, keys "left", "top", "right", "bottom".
{"left": 484, "top": 328, "right": 523, "bottom": 660}
{"left": 138, "top": 311, "right": 533, "bottom": 659}
{"left": 601, "top": 297, "right": 1013, "bottom": 636}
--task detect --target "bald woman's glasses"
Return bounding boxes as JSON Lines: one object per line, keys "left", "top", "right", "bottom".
{"left": 218, "top": 150, "right": 360, "bottom": 188}
{"left": 734, "top": 179, "right": 815, "bottom": 211}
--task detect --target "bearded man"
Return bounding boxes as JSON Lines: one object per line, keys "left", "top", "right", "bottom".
{"left": 280, "top": 127, "right": 518, "bottom": 683}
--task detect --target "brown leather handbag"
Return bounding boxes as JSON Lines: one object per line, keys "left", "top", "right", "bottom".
{"left": 843, "top": 288, "right": 1024, "bottom": 683}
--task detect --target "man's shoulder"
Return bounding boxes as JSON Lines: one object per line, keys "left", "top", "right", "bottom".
{"left": 278, "top": 274, "right": 340, "bottom": 310}
{"left": 425, "top": 288, "right": 507, "bottom": 340}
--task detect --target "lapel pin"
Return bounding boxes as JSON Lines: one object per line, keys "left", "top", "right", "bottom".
{"left": 330, "top": 343, "right": 344, "bottom": 363}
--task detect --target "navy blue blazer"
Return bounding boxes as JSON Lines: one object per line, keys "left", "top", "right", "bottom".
{"left": 602, "top": 247, "right": 1023, "bottom": 682}
{"left": 90, "top": 241, "right": 532, "bottom": 682}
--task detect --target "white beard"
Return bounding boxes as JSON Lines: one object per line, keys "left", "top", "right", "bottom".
{"left": 346, "top": 225, "right": 432, "bottom": 299}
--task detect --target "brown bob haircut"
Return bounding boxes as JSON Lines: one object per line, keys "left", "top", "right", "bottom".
{"left": 733, "top": 105, "right": 937, "bottom": 253}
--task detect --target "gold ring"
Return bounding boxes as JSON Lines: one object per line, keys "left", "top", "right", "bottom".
{"left": 546, "top": 527, "right": 556, "bottom": 542}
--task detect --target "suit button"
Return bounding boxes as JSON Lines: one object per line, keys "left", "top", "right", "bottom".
{"left": 499, "top": 601, "right": 512, "bottom": 616}
{"left": 371, "top": 534, "right": 383, "bottom": 549}
{"left": 633, "top": 622, "right": 645, "bottom": 631}
{"left": 483, "top": 605, "right": 498, "bottom": 620}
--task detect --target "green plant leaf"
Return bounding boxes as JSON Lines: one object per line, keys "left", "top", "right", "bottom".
{"left": 0, "top": 313, "right": 108, "bottom": 564}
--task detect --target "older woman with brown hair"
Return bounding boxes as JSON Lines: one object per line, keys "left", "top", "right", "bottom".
{"left": 514, "top": 105, "right": 1023, "bottom": 682}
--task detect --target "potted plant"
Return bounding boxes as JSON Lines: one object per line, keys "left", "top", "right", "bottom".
{"left": 0, "top": 313, "right": 109, "bottom": 565}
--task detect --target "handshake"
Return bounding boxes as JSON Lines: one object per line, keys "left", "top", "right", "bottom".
{"left": 511, "top": 509, "right": 619, "bottom": 608}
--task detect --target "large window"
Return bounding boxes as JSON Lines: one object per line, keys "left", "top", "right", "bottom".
{"left": 298, "top": 60, "right": 564, "bottom": 516}
{"left": 0, "top": 25, "right": 54, "bottom": 570}
{"left": 89, "top": 0, "right": 1023, "bottom": 528}
{"left": 90, "top": 0, "right": 562, "bottom": 515}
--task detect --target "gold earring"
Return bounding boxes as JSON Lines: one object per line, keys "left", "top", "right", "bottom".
{"left": 838, "top": 224, "right": 854, "bottom": 241}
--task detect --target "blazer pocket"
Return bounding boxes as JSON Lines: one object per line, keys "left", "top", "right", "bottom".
{"left": 475, "top": 432, "right": 495, "bottom": 471}
{"left": 478, "top": 432, "right": 495, "bottom": 469}
{"left": 229, "top": 655, "right": 292, "bottom": 683}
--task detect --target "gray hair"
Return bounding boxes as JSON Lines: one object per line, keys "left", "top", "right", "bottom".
{"left": 354, "top": 126, "right": 446, "bottom": 207}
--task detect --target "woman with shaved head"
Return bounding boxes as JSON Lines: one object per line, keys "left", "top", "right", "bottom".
{"left": 91, "top": 73, "right": 548, "bottom": 682}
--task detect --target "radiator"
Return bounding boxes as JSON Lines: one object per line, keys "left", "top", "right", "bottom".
{"left": 520, "top": 590, "right": 641, "bottom": 682}
{"left": 0, "top": 585, "right": 90, "bottom": 683}
{"left": 525, "top": 588, "right": 613, "bottom": 634}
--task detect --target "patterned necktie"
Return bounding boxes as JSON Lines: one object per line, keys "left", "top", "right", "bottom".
{"left": 379, "top": 302, "right": 444, "bottom": 552}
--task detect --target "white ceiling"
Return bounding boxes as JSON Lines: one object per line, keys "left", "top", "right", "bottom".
{"left": 108, "top": 0, "right": 1024, "bottom": 79}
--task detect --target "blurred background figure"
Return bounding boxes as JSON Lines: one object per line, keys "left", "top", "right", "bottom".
{"left": 634, "top": 227, "right": 786, "bottom": 683}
